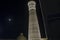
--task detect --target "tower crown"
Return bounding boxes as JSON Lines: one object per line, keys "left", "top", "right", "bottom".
{"left": 28, "top": 1, "right": 36, "bottom": 11}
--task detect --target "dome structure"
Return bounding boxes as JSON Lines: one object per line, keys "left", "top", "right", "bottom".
{"left": 17, "top": 33, "right": 27, "bottom": 40}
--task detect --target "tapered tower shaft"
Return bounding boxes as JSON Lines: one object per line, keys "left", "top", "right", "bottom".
{"left": 27, "top": 0, "right": 48, "bottom": 40}
{"left": 28, "top": 0, "right": 41, "bottom": 40}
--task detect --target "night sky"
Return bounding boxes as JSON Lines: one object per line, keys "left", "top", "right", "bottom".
{"left": 0, "top": 0, "right": 28, "bottom": 39}
{"left": 0, "top": 0, "right": 45, "bottom": 39}
{"left": 0, "top": 0, "right": 60, "bottom": 40}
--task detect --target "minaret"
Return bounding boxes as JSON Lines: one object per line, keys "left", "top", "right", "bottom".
{"left": 28, "top": 0, "right": 47, "bottom": 40}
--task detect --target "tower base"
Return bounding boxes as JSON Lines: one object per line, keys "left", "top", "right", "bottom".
{"left": 41, "top": 38, "right": 48, "bottom": 40}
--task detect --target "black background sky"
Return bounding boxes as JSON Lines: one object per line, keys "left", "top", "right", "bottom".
{"left": 0, "top": 0, "right": 45, "bottom": 39}
{"left": 0, "top": 0, "right": 28, "bottom": 39}
{"left": 0, "top": 0, "right": 60, "bottom": 39}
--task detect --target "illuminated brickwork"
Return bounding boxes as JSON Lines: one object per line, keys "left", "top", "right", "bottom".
{"left": 28, "top": 0, "right": 47, "bottom": 40}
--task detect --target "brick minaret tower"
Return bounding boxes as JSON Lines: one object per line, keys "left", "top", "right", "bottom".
{"left": 28, "top": 0, "right": 47, "bottom": 40}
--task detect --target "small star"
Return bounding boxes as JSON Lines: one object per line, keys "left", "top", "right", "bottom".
{"left": 8, "top": 18, "right": 11, "bottom": 21}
